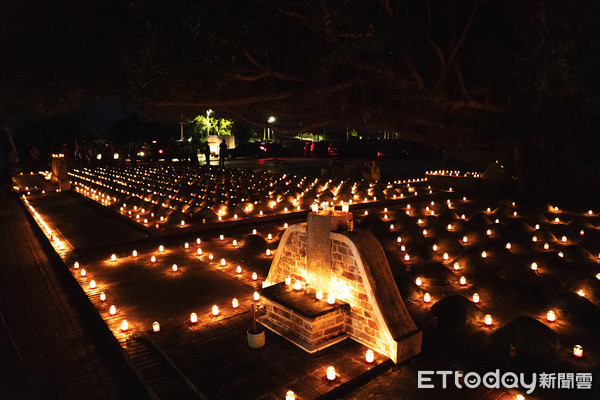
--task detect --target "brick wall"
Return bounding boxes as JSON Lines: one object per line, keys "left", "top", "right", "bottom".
{"left": 266, "top": 224, "right": 398, "bottom": 361}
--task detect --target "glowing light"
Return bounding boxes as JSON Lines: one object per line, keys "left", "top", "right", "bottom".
{"left": 481, "top": 251, "right": 487, "bottom": 258}
{"left": 326, "top": 366, "right": 336, "bottom": 381}
{"left": 109, "top": 305, "right": 116, "bottom": 315}
{"left": 316, "top": 289, "right": 323, "bottom": 300}
{"left": 561, "top": 236, "right": 567, "bottom": 242}
{"left": 327, "top": 292, "right": 335, "bottom": 304}
{"left": 208, "top": 254, "right": 213, "bottom": 261}
{"left": 404, "top": 254, "right": 410, "bottom": 261}
{"left": 544, "top": 243, "right": 549, "bottom": 250}
{"left": 74, "top": 261, "right": 80, "bottom": 269}
{"left": 236, "top": 265, "right": 242, "bottom": 274}
{"left": 459, "top": 276, "right": 467, "bottom": 285}
{"left": 415, "top": 277, "right": 422, "bottom": 286}
{"left": 577, "top": 289, "right": 585, "bottom": 297}
{"left": 532, "top": 236, "right": 537, "bottom": 242}
{"left": 252, "top": 229, "right": 257, "bottom": 235}
{"left": 180, "top": 220, "right": 185, "bottom": 226}
{"left": 190, "top": 313, "right": 198, "bottom": 323}
{"left": 266, "top": 249, "right": 271, "bottom": 256}
{"left": 132, "top": 250, "right": 137, "bottom": 257}
{"left": 184, "top": 242, "right": 189, "bottom": 249}
{"left": 111, "top": 254, "right": 117, "bottom": 262}
{"left": 89, "top": 280, "right": 96, "bottom": 289}
{"left": 286, "top": 390, "right": 296, "bottom": 400}
{"left": 453, "top": 262, "right": 460, "bottom": 271}
{"left": 252, "top": 272, "right": 258, "bottom": 281}
{"left": 172, "top": 264, "right": 178, "bottom": 272}
{"left": 220, "top": 234, "right": 224, "bottom": 240}
{"left": 232, "top": 239, "right": 238, "bottom": 246}
{"left": 432, "top": 244, "right": 438, "bottom": 252}
{"left": 463, "top": 236, "right": 468, "bottom": 243}
{"left": 573, "top": 345, "right": 583, "bottom": 357}
{"left": 285, "top": 276, "right": 291, "bottom": 285}
{"left": 151, "top": 255, "right": 156, "bottom": 263}
{"left": 120, "top": 320, "right": 129, "bottom": 332}
{"left": 484, "top": 314, "right": 493, "bottom": 326}
{"left": 159, "top": 245, "right": 164, "bottom": 252}
{"left": 505, "top": 243, "right": 511, "bottom": 250}
{"left": 253, "top": 291, "right": 260, "bottom": 302}
{"left": 546, "top": 310, "right": 556, "bottom": 322}
{"left": 531, "top": 262, "right": 538, "bottom": 271}
{"left": 486, "top": 229, "right": 491, "bottom": 236}
{"left": 294, "top": 280, "right": 302, "bottom": 291}
{"left": 397, "top": 236, "right": 402, "bottom": 243}
{"left": 423, "top": 292, "right": 431, "bottom": 303}
{"left": 152, "top": 321, "right": 160, "bottom": 332}
{"left": 443, "top": 252, "right": 449, "bottom": 260}
{"left": 100, "top": 292, "right": 106, "bottom": 302}
{"left": 220, "top": 258, "right": 226, "bottom": 266}
{"left": 366, "top": 349, "right": 374, "bottom": 363}
{"left": 196, "top": 238, "right": 201, "bottom": 245}
{"left": 472, "top": 293, "right": 479, "bottom": 303}
{"left": 232, "top": 298, "right": 239, "bottom": 308}
{"left": 80, "top": 269, "right": 87, "bottom": 277}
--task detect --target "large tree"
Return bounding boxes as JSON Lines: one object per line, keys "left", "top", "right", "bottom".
{"left": 1, "top": 0, "right": 599, "bottom": 203}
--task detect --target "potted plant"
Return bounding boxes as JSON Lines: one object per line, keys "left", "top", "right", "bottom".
{"left": 247, "top": 303, "right": 265, "bottom": 348}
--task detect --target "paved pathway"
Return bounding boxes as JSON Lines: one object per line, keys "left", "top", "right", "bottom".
{"left": 0, "top": 192, "right": 150, "bottom": 400}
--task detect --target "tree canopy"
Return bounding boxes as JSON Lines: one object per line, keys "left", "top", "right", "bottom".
{"left": 1, "top": 0, "right": 599, "bottom": 203}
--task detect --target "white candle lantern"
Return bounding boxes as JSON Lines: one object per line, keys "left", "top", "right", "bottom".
{"left": 111, "top": 254, "right": 117, "bottom": 262}
{"left": 253, "top": 291, "right": 260, "bottom": 302}
{"left": 285, "top": 276, "right": 291, "bottom": 285}
{"left": 266, "top": 249, "right": 271, "bottom": 256}
{"left": 159, "top": 245, "right": 164, "bottom": 252}
{"left": 294, "top": 280, "right": 302, "bottom": 291}
{"left": 172, "top": 264, "right": 178, "bottom": 272}
{"left": 404, "top": 254, "right": 410, "bottom": 261}
{"left": 152, "top": 321, "right": 160, "bottom": 332}
{"left": 459, "top": 276, "right": 467, "bottom": 285}
{"left": 100, "top": 292, "right": 106, "bottom": 302}
{"left": 220, "top": 258, "right": 226, "bottom": 266}
{"left": 90, "top": 280, "right": 96, "bottom": 289}
{"left": 120, "top": 320, "right": 129, "bottom": 332}
{"left": 326, "top": 366, "right": 336, "bottom": 381}
{"left": 546, "top": 310, "right": 556, "bottom": 322}
{"left": 132, "top": 250, "right": 138, "bottom": 257}
{"left": 190, "top": 312, "right": 198, "bottom": 323}
{"left": 544, "top": 243, "right": 549, "bottom": 250}
{"left": 286, "top": 390, "right": 296, "bottom": 400}
{"left": 453, "top": 262, "right": 460, "bottom": 270}
{"left": 81, "top": 269, "right": 87, "bottom": 277}
{"left": 74, "top": 261, "right": 80, "bottom": 269}
{"left": 109, "top": 305, "right": 116, "bottom": 315}
{"left": 316, "top": 289, "right": 323, "bottom": 300}
{"left": 252, "top": 272, "right": 258, "bottom": 281}
{"left": 472, "top": 293, "right": 479, "bottom": 303}
{"left": 573, "top": 345, "right": 583, "bottom": 357}
{"left": 232, "top": 298, "right": 239, "bottom": 308}
{"left": 233, "top": 239, "right": 238, "bottom": 246}
{"left": 484, "top": 314, "right": 493, "bottom": 326}
{"left": 184, "top": 242, "right": 189, "bottom": 249}
{"left": 415, "top": 277, "right": 422, "bottom": 286}
{"left": 236, "top": 265, "right": 242, "bottom": 274}
{"left": 212, "top": 305, "right": 219, "bottom": 316}
{"left": 463, "top": 236, "right": 468, "bottom": 243}
{"left": 196, "top": 238, "right": 201, "bottom": 245}
{"left": 443, "top": 252, "right": 449, "bottom": 260}
{"left": 577, "top": 289, "right": 585, "bottom": 297}
{"left": 531, "top": 262, "right": 538, "bottom": 271}
{"left": 432, "top": 244, "right": 438, "bottom": 251}
{"left": 220, "top": 234, "right": 224, "bottom": 240}
{"left": 423, "top": 292, "right": 431, "bottom": 303}
{"left": 365, "top": 349, "right": 375, "bottom": 363}
{"left": 151, "top": 255, "right": 156, "bottom": 263}
{"left": 208, "top": 254, "right": 213, "bottom": 260}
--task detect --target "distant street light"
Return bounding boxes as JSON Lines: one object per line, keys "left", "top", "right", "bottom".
{"left": 267, "top": 116, "right": 276, "bottom": 141}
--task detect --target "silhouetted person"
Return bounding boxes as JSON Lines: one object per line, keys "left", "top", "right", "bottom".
{"left": 204, "top": 142, "right": 211, "bottom": 165}
{"left": 219, "top": 139, "right": 227, "bottom": 167}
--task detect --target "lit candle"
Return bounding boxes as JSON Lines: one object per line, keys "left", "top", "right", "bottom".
{"left": 285, "top": 276, "right": 291, "bottom": 285}
{"left": 432, "top": 244, "right": 438, "bottom": 251}
{"left": 294, "top": 280, "right": 302, "bottom": 291}
{"left": 423, "top": 292, "right": 431, "bottom": 303}
{"left": 159, "top": 245, "right": 164, "bottom": 252}
{"left": 577, "top": 289, "right": 585, "bottom": 297}
{"left": 286, "top": 390, "right": 296, "bottom": 400}
{"left": 397, "top": 236, "right": 402, "bottom": 243}
{"left": 266, "top": 249, "right": 271, "bottom": 256}
{"left": 81, "top": 269, "right": 87, "bottom": 277}
{"left": 316, "top": 289, "right": 323, "bottom": 300}
{"left": 233, "top": 239, "right": 238, "bottom": 246}
{"left": 365, "top": 349, "right": 375, "bottom": 363}
{"left": 443, "top": 252, "right": 449, "bottom": 260}
{"left": 74, "top": 261, "right": 80, "bottom": 269}
{"left": 415, "top": 277, "right": 422, "bottom": 286}
{"left": 100, "top": 292, "right": 106, "bottom": 302}
{"left": 172, "top": 264, "right": 178, "bottom": 272}
{"left": 481, "top": 251, "right": 487, "bottom": 258}
{"left": 562, "top": 236, "right": 567, "bottom": 242}
{"left": 111, "top": 254, "right": 117, "bottom": 262}
{"left": 404, "top": 254, "right": 410, "bottom": 261}
{"left": 120, "top": 320, "right": 129, "bottom": 332}
{"left": 109, "top": 305, "right": 116, "bottom": 315}
{"left": 90, "top": 280, "right": 96, "bottom": 289}
{"left": 132, "top": 250, "right": 137, "bottom": 257}
{"left": 531, "top": 262, "right": 538, "bottom": 271}
{"left": 484, "top": 314, "right": 493, "bottom": 326}
{"left": 326, "top": 366, "right": 336, "bottom": 381}
{"left": 180, "top": 220, "right": 185, "bottom": 226}
{"left": 232, "top": 298, "right": 239, "bottom": 308}
{"left": 505, "top": 243, "right": 511, "bottom": 250}
{"left": 220, "top": 234, "right": 224, "bottom": 240}
{"left": 252, "top": 272, "right": 258, "bottom": 281}
{"left": 472, "top": 293, "right": 479, "bottom": 303}
{"left": 190, "top": 312, "right": 198, "bottom": 323}
{"left": 486, "top": 229, "right": 491, "bottom": 236}
{"left": 463, "top": 236, "right": 468, "bottom": 243}
{"left": 459, "top": 276, "right": 467, "bottom": 285}
{"left": 532, "top": 236, "right": 537, "bottom": 242}
{"left": 253, "top": 291, "right": 260, "bottom": 302}
{"left": 236, "top": 265, "right": 242, "bottom": 274}
{"left": 252, "top": 229, "right": 257, "bottom": 235}
{"left": 573, "top": 345, "right": 583, "bottom": 357}
{"left": 546, "top": 310, "right": 556, "bottom": 322}
{"left": 342, "top": 204, "right": 349, "bottom": 212}
{"left": 196, "top": 238, "right": 201, "bottom": 245}
{"left": 152, "top": 321, "right": 160, "bottom": 332}
{"left": 184, "top": 242, "right": 189, "bottom": 249}
{"left": 311, "top": 204, "right": 318, "bottom": 212}
{"left": 544, "top": 243, "right": 549, "bottom": 250}
{"left": 596, "top": 273, "right": 600, "bottom": 280}
{"left": 151, "top": 255, "right": 156, "bottom": 263}
{"left": 453, "top": 262, "right": 460, "bottom": 270}
{"left": 212, "top": 305, "right": 219, "bottom": 316}
{"left": 208, "top": 253, "right": 213, "bottom": 260}
{"left": 220, "top": 258, "right": 226, "bottom": 266}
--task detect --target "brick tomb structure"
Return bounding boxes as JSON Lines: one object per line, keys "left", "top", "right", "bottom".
{"left": 261, "top": 210, "right": 421, "bottom": 364}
